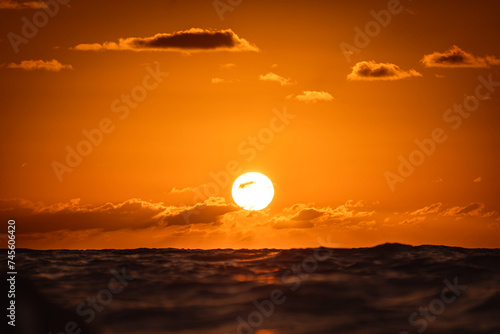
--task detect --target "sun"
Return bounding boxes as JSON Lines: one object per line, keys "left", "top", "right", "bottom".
{"left": 232, "top": 172, "right": 274, "bottom": 211}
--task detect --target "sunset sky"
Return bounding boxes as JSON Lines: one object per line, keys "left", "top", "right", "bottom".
{"left": 1, "top": 0, "right": 499, "bottom": 249}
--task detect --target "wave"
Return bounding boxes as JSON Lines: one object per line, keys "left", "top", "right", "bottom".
{"left": 4, "top": 243, "right": 500, "bottom": 334}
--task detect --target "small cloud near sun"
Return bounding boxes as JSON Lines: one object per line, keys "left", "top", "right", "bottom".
{"left": 259, "top": 72, "right": 294, "bottom": 86}
{"left": 347, "top": 61, "right": 421, "bottom": 81}
{"left": 4, "top": 59, "right": 73, "bottom": 72}
{"left": 421, "top": 45, "right": 500, "bottom": 68}
{"left": 287, "top": 90, "right": 334, "bottom": 103}
{"left": 474, "top": 177, "right": 482, "bottom": 183}
{"left": 73, "top": 28, "right": 259, "bottom": 53}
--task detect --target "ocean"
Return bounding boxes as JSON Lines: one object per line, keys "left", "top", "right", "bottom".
{"left": 4, "top": 243, "right": 500, "bottom": 334}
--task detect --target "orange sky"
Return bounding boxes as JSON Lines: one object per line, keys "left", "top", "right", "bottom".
{"left": 1, "top": 0, "right": 499, "bottom": 249}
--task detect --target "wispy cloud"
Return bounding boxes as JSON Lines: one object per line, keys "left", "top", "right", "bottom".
{"left": 73, "top": 28, "right": 259, "bottom": 53}
{"left": 259, "top": 72, "right": 293, "bottom": 86}
{"left": 5, "top": 59, "right": 73, "bottom": 71}
{"left": 421, "top": 45, "right": 500, "bottom": 68}
{"left": 287, "top": 90, "right": 334, "bottom": 103}
{"left": 347, "top": 61, "right": 422, "bottom": 81}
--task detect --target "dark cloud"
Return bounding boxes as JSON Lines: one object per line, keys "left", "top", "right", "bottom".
{"left": 421, "top": 45, "right": 500, "bottom": 68}
{"left": 74, "top": 28, "right": 259, "bottom": 52}
{"left": 347, "top": 61, "right": 422, "bottom": 81}
{"left": 130, "top": 31, "right": 235, "bottom": 49}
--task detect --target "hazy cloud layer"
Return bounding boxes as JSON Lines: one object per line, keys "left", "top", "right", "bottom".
{"left": 2, "top": 198, "right": 498, "bottom": 249}
{"left": 287, "top": 90, "right": 334, "bottom": 103}
{"left": 347, "top": 61, "right": 422, "bottom": 81}
{"left": 421, "top": 45, "right": 500, "bottom": 68}
{"left": 74, "top": 28, "right": 259, "bottom": 52}
{"left": 5, "top": 59, "right": 73, "bottom": 71}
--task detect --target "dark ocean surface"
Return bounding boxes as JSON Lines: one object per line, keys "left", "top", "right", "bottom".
{"left": 4, "top": 243, "right": 500, "bottom": 334}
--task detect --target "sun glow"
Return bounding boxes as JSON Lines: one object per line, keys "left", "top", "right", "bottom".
{"left": 232, "top": 172, "right": 274, "bottom": 210}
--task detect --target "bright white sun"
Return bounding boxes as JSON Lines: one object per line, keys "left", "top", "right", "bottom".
{"left": 232, "top": 172, "right": 274, "bottom": 211}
